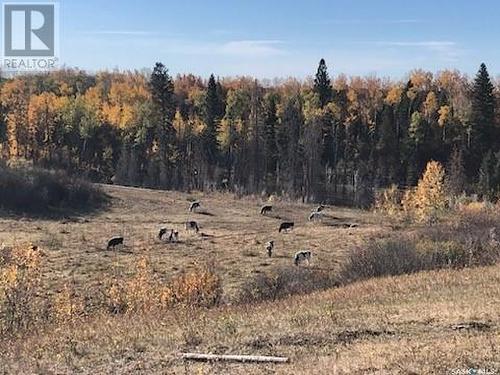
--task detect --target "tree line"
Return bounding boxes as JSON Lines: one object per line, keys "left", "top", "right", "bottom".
{"left": 1, "top": 60, "right": 499, "bottom": 205}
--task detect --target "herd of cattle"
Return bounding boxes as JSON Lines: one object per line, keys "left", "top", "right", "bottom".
{"left": 106, "top": 201, "right": 327, "bottom": 266}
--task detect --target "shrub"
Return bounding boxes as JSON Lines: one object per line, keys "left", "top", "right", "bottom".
{"left": 339, "top": 239, "right": 422, "bottom": 283}
{"left": 106, "top": 257, "right": 157, "bottom": 314}
{"left": 0, "top": 244, "right": 46, "bottom": 334}
{"left": 238, "top": 267, "right": 337, "bottom": 303}
{"left": 374, "top": 184, "right": 404, "bottom": 219}
{"left": 106, "top": 260, "right": 222, "bottom": 314}
{"left": 52, "top": 284, "right": 84, "bottom": 323}
{"left": 0, "top": 164, "right": 108, "bottom": 215}
{"left": 415, "top": 240, "right": 471, "bottom": 268}
{"left": 166, "top": 265, "right": 222, "bottom": 308}
{"left": 341, "top": 216, "right": 500, "bottom": 284}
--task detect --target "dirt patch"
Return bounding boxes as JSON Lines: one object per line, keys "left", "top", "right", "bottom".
{"left": 450, "top": 321, "right": 492, "bottom": 331}
{"left": 335, "top": 329, "right": 396, "bottom": 344}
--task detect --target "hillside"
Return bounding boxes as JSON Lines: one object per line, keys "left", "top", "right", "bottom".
{"left": 0, "top": 184, "right": 387, "bottom": 298}
{"left": 2, "top": 264, "right": 498, "bottom": 373}
{"left": 0, "top": 185, "right": 499, "bottom": 374}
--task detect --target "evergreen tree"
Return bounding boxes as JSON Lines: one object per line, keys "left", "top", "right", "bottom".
{"left": 313, "top": 59, "right": 332, "bottom": 108}
{"left": 149, "top": 62, "right": 176, "bottom": 188}
{"left": 202, "top": 74, "right": 224, "bottom": 164}
{"left": 149, "top": 62, "right": 175, "bottom": 124}
{"left": 469, "top": 63, "right": 496, "bottom": 174}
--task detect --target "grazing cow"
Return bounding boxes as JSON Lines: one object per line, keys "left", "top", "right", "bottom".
{"left": 308, "top": 212, "right": 322, "bottom": 221}
{"left": 265, "top": 240, "right": 274, "bottom": 257}
{"left": 107, "top": 236, "right": 124, "bottom": 250}
{"left": 189, "top": 201, "right": 200, "bottom": 212}
{"left": 279, "top": 222, "right": 294, "bottom": 233}
{"left": 294, "top": 250, "right": 312, "bottom": 266}
{"left": 169, "top": 229, "right": 179, "bottom": 243}
{"left": 158, "top": 227, "right": 168, "bottom": 240}
{"left": 315, "top": 204, "right": 325, "bottom": 212}
{"left": 260, "top": 205, "right": 273, "bottom": 215}
{"left": 185, "top": 220, "right": 200, "bottom": 233}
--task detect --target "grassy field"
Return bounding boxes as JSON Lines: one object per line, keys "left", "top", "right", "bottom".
{"left": 1, "top": 264, "right": 498, "bottom": 374}
{"left": 0, "top": 184, "right": 387, "bottom": 298}
{"left": 1, "top": 185, "right": 499, "bottom": 374}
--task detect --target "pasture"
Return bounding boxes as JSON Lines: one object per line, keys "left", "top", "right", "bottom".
{"left": 0, "top": 184, "right": 387, "bottom": 298}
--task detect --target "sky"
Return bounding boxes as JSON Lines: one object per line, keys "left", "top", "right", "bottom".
{"left": 59, "top": 0, "right": 500, "bottom": 79}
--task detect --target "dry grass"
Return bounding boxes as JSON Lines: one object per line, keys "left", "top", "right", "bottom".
{"left": 0, "top": 185, "right": 498, "bottom": 373}
{"left": 1, "top": 265, "right": 498, "bottom": 374}
{"left": 0, "top": 184, "right": 384, "bottom": 299}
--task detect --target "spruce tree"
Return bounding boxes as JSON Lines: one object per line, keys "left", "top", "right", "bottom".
{"left": 469, "top": 63, "right": 496, "bottom": 173}
{"left": 202, "top": 74, "right": 223, "bottom": 164}
{"left": 149, "top": 62, "right": 176, "bottom": 188}
{"left": 313, "top": 58, "right": 332, "bottom": 108}
{"left": 149, "top": 62, "right": 175, "bottom": 124}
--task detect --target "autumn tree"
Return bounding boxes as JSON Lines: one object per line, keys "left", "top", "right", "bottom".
{"left": 408, "top": 160, "right": 447, "bottom": 223}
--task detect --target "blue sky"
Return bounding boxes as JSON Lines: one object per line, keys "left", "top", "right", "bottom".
{"left": 60, "top": 0, "right": 500, "bottom": 79}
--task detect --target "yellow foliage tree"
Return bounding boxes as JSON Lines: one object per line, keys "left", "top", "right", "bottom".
{"left": 407, "top": 160, "right": 447, "bottom": 223}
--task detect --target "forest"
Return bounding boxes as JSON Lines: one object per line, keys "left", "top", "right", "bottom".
{"left": 0, "top": 60, "right": 499, "bottom": 205}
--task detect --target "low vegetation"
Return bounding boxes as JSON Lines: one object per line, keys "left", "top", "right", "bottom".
{"left": 0, "top": 163, "right": 108, "bottom": 215}
{"left": 0, "top": 179, "right": 498, "bottom": 372}
{"left": 0, "top": 245, "right": 221, "bottom": 334}
{"left": 1, "top": 263, "right": 498, "bottom": 373}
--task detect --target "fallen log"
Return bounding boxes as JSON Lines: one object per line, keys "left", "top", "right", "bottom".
{"left": 178, "top": 352, "right": 289, "bottom": 363}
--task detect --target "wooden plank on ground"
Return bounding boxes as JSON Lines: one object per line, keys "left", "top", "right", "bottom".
{"left": 178, "top": 352, "right": 290, "bottom": 364}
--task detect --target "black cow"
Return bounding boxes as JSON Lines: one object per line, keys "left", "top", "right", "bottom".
{"left": 107, "top": 236, "right": 123, "bottom": 250}
{"left": 279, "top": 222, "right": 294, "bottom": 233}
{"left": 158, "top": 227, "right": 168, "bottom": 240}
{"left": 260, "top": 205, "right": 273, "bottom": 215}
{"left": 189, "top": 201, "right": 200, "bottom": 212}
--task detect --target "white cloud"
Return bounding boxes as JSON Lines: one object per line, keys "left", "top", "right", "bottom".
{"left": 372, "top": 41, "right": 461, "bottom": 62}
{"left": 218, "top": 40, "right": 286, "bottom": 57}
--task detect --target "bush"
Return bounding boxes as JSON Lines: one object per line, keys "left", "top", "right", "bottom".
{"left": 106, "top": 260, "right": 222, "bottom": 314}
{"left": 165, "top": 265, "right": 222, "bottom": 308}
{"left": 374, "top": 184, "right": 404, "bottom": 219}
{"left": 0, "top": 164, "right": 108, "bottom": 215}
{"left": 238, "top": 267, "right": 337, "bottom": 303}
{"left": 339, "top": 239, "right": 422, "bottom": 283}
{"left": 340, "top": 213, "right": 500, "bottom": 284}
{"left": 0, "top": 244, "right": 46, "bottom": 334}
